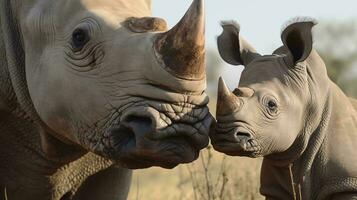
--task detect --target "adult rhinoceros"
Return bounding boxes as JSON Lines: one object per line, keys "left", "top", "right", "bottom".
{"left": 0, "top": 0, "right": 211, "bottom": 199}
{"left": 210, "top": 18, "right": 357, "bottom": 199}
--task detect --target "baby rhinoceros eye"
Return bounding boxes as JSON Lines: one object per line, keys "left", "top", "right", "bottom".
{"left": 71, "top": 28, "right": 90, "bottom": 52}
{"left": 262, "top": 96, "right": 279, "bottom": 117}
{"left": 267, "top": 100, "right": 278, "bottom": 112}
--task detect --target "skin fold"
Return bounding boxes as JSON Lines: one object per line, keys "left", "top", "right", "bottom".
{"left": 210, "top": 18, "right": 357, "bottom": 199}
{"left": 0, "top": 0, "right": 212, "bottom": 199}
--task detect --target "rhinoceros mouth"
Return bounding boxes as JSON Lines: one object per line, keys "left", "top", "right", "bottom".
{"left": 111, "top": 125, "right": 200, "bottom": 169}
{"left": 106, "top": 121, "right": 205, "bottom": 169}
{"left": 211, "top": 125, "right": 262, "bottom": 158}
{"left": 212, "top": 139, "right": 261, "bottom": 158}
{"left": 84, "top": 100, "right": 212, "bottom": 169}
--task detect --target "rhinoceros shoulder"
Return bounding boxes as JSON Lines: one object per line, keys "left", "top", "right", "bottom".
{"left": 317, "top": 93, "right": 357, "bottom": 192}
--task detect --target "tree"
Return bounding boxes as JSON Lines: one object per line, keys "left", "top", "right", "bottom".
{"left": 206, "top": 48, "right": 224, "bottom": 94}
{"left": 314, "top": 19, "right": 357, "bottom": 98}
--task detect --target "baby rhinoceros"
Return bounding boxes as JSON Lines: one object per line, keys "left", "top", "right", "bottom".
{"left": 210, "top": 18, "right": 357, "bottom": 200}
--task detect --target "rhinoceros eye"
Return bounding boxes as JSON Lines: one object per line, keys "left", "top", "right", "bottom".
{"left": 262, "top": 95, "right": 278, "bottom": 112}
{"left": 71, "top": 28, "right": 89, "bottom": 52}
{"left": 268, "top": 100, "right": 277, "bottom": 109}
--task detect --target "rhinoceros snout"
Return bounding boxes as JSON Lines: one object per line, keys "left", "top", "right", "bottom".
{"left": 105, "top": 105, "right": 211, "bottom": 169}
{"left": 211, "top": 125, "right": 261, "bottom": 157}
{"left": 121, "top": 115, "right": 154, "bottom": 138}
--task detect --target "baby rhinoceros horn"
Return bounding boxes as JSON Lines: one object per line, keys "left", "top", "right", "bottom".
{"left": 155, "top": 0, "right": 205, "bottom": 80}
{"left": 216, "top": 77, "right": 241, "bottom": 116}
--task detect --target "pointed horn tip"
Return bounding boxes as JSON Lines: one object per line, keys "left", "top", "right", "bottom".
{"left": 185, "top": 0, "right": 205, "bottom": 25}
{"left": 153, "top": 0, "right": 205, "bottom": 80}
{"left": 191, "top": 0, "right": 204, "bottom": 8}
{"left": 218, "top": 77, "right": 231, "bottom": 96}
{"left": 216, "top": 77, "right": 241, "bottom": 116}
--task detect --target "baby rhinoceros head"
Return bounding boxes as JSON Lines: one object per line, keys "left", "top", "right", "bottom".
{"left": 210, "top": 18, "right": 331, "bottom": 159}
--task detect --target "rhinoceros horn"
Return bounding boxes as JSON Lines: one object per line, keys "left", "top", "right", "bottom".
{"left": 155, "top": 0, "right": 205, "bottom": 80}
{"left": 216, "top": 77, "right": 241, "bottom": 116}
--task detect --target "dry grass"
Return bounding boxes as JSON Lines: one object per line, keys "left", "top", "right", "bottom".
{"left": 127, "top": 97, "right": 263, "bottom": 200}
{"left": 128, "top": 147, "right": 263, "bottom": 200}
{"left": 4, "top": 188, "right": 8, "bottom": 200}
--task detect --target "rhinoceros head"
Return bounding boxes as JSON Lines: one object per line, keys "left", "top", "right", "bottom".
{"left": 211, "top": 18, "right": 331, "bottom": 159}
{"left": 1, "top": 0, "right": 211, "bottom": 169}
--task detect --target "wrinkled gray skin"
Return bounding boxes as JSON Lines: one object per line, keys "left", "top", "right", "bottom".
{"left": 0, "top": 0, "right": 212, "bottom": 199}
{"left": 210, "top": 18, "right": 357, "bottom": 200}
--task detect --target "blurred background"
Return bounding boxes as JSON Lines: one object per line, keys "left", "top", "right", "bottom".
{"left": 128, "top": 1, "right": 357, "bottom": 199}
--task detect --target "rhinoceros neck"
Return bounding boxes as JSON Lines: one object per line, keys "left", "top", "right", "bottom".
{"left": 291, "top": 83, "right": 357, "bottom": 199}
{"left": 262, "top": 83, "right": 357, "bottom": 199}
{"left": 311, "top": 85, "right": 357, "bottom": 199}
{"left": 0, "top": 111, "right": 120, "bottom": 199}
{"left": 299, "top": 82, "right": 357, "bottom": 165}
{"left": 0, "top": 0, "right": 43, "bottom": 124}
{"left": 0, "top": 14, "right": 22, "bottom": 115}
{"left": 0, "top": 111, "right": 57, "bottom": 198}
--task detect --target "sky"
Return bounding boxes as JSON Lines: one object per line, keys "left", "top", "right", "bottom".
{"left": 152, "top": 0, "right": 357, "bottom": 88}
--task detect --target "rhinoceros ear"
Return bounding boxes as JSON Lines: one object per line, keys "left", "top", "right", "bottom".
{"left": 217, "top": 21, "right": 260, "bottom": 66}
{"left": 281, "top": 17, "right": 317, "bottom": 65}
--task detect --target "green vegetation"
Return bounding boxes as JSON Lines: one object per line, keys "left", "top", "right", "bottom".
{"left": 315, "top": 19, "right": 357, "bottom": 97}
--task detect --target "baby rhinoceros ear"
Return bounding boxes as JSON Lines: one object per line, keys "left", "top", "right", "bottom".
{"left": 217, "top": 21, "right": 260, "bottom": 66}
{"left": 281, "top": 17, "right": 317, "bottom": 65}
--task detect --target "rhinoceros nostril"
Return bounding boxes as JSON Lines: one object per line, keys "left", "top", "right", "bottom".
{"left": 235, "top": 132, "right": 252, "bottom": 140}
{"left": 236, "top": 132, "right": 250, "bottom": 137}
{"left": 121, "top": 115, "right": 154, "bottom": 138}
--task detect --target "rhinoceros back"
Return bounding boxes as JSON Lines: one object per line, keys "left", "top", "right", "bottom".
{"left": 350, "top": 98, "right": 357, "bottom": 112}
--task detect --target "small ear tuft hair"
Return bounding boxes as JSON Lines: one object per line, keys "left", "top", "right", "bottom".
{"left": 220, "top": 20, "right": 241, "bottom": 31}
{"left": 281, "top": 16, "right": 318, "bottom": 34}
